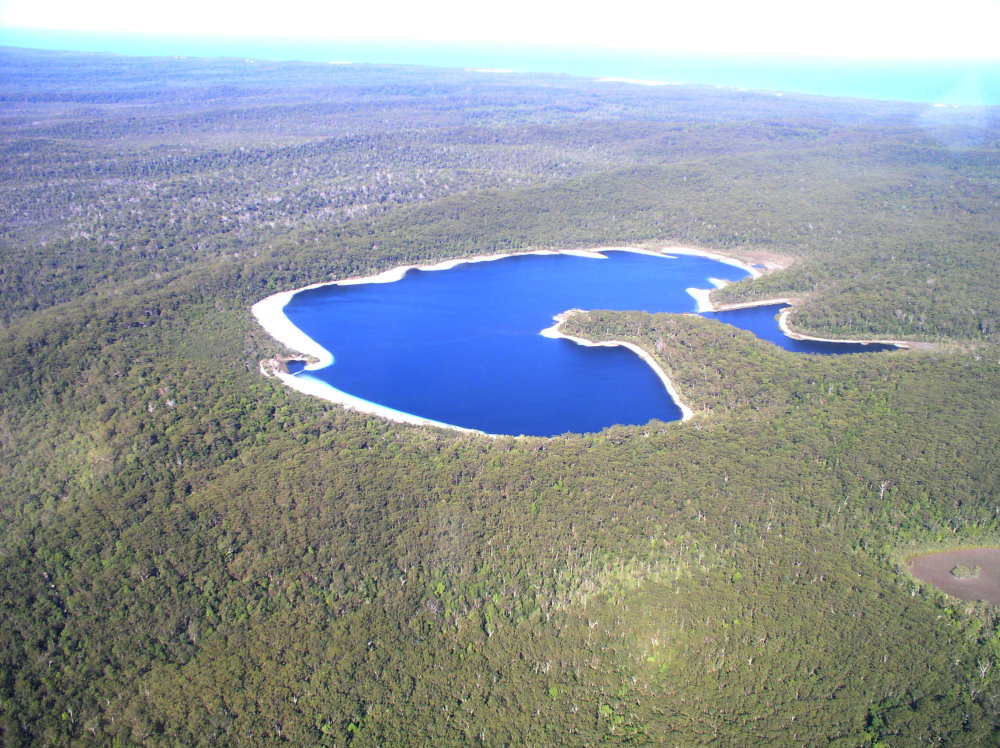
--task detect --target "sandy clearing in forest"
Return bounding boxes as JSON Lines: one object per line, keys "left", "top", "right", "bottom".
{"left": 907, "top": 548, "right": 1000, "bottom": 604}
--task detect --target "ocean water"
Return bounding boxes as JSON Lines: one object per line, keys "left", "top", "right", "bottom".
{"left": 2, "top": 29, "right": 998, "bottom": 106}
{"left": 280, "top": 251, "right": 895, "bottom": 436}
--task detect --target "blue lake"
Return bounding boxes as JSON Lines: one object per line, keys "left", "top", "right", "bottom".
{"left": 279, "top": 251, "right": 895, "bottom": 436}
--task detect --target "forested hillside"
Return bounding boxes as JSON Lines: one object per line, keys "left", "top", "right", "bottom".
{"left": 1, "top": 46, "right": 998, "bottom": 745}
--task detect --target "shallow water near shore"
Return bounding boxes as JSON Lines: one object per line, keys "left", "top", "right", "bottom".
{"left": 279, "top": 251, "right": 895, "bottom": 436}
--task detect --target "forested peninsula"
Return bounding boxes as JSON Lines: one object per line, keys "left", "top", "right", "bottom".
{"left": 1, "top": 46, "right": 998, "bottom": 745}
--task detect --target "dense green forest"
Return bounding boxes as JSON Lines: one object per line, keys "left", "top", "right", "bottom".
{"left": 1, "top": 46, "right": 998, "bottom": 745}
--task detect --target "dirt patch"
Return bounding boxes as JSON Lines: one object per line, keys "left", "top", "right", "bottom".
{"left": 899, "top": 340, "right": 938, "bottom": 350}
{"left": 907, "top": 548, "right": 1000, "bottom": 604}
{"left": 734, "top": 249, "right": 797, "bottom": 272}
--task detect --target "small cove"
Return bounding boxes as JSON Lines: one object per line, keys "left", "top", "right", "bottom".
{"left": 263, "top": 249, "right": 898, "bottom": 436}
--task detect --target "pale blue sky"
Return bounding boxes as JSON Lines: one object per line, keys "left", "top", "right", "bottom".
{"left": 0, "top": 0, "right": 998, "bottom": 59}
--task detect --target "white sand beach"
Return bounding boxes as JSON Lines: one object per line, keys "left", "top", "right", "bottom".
{"left": 251, "top": 290, "right": 334, "bottom": 369}
{"left": 560, "top": 248, "right": 609, "bottom": 258}
{"left": 270, "top": 366, "right": 483, "bottom": 433}
{"left": 667, "top": 246, "right": 763, "bottom": 278}
{"left": 664, "top": 246, "right": 766, "bottom": 313}
{"left": 711, "top": 297, "right": 799, "bottom": 312}
{"left": 685, "top": 287, "right": 715, "bottom": 313}
{"left": 596, "top": 77, "right": 678, "bottom": 87}
{"left": 686, "top": 276, "right": 735, "bottom": 311}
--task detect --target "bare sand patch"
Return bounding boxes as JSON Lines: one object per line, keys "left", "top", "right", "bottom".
{"left": 907, "top": 548, "right": 1000, "bottom": 604}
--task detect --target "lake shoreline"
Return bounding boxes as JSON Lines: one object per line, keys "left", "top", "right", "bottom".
{"left": 251, "top": 243, "right": 767, "bottom": 351}
{"left": 251, "top": 244, "right": 733, "bottom": 434}
{"left": 694, "top": 291, "right": 922, "bottom": 350}
{"left": 540, "top": 309, "right": 695, "bottom": 422}
{"left": 259, "top": 355, "right": 489, "bottom": 434}
{"left": 250, "top": 243, "right": 916, "bottom": 434}
{"left": 776, "top": 308, "right": 923, "bottom": 349}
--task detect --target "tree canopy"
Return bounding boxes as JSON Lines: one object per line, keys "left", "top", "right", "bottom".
{"left": 1, "top": 46, "right": 998, "bottom": 745}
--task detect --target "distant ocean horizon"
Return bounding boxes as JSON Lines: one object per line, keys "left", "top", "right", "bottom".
{"left": 2, "top": 28, "right": 999, "bottom": 106}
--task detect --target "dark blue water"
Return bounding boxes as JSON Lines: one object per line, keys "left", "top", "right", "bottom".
{"left": 2, "top": 30, "right": 998, "bottom": 105}
{"left": 704, "top": 304, "right": 898, "bottom": 354}
{"left": 281, "top": 251, "right": 895, "bottom": 436}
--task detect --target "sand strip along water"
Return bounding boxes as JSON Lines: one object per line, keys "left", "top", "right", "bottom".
{"left": 668, "top": 247, "right": 764, "bottom": 277}
{"left": 687, "top": 295, "right": 912, "bottom": 349}
{"left": 677, "top": 254, "right": 914, "bottom": 349}
{"left": 269, "top": 365, "right": 485, "bottom": 434}
{"left": 252, "top": 287, "right": 335, "bottom": 370}
{"left": 686, "top": 277, "right": 736, "bottom": 313}
{"left": 677, "top": 248, "right": 763, "bottom": 313}
{"left": 777, "top": 308, "right": 911, "bottom": 348}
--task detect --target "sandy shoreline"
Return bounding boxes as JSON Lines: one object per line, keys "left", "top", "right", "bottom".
{"left": 251, "top": 248, "right": 638, "bottom": 433}
{"left": 777, "top": 308, "right": 911, "bottom": 348}
{"left": 675, "top": 248, "right": 764, "bottom": 313}
{"left": 665, "top": 246, "right": 764, "bottom": 278}
{"left": 250, "top": 244, "right": 772, "bottom": 433}
{"left": 540, "top": 310, "right": 694, "bottom": 422}
{"left": 685, "top": 277, "right": 739, "bottom": 313}
{"left": 693, "top": 296, "right": 912, "bottom": 349}
{"left": 690, "top": 280, "right": 915, "bottom": 349}
{"left": 252, "top": 288, "right": 334, "bottom": 369}
{"left": 266, "top": 363, "right": 485, "bottom": 434}
{"left": 710, "top": 297, "right": 800, "bottom": 311}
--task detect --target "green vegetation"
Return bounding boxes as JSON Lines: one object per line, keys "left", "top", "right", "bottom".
{"left": 1, "top": 46, "right": 998, "bottom": 745}
{"left": 953, "top": 565, "right": 982, "bottom": 579}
